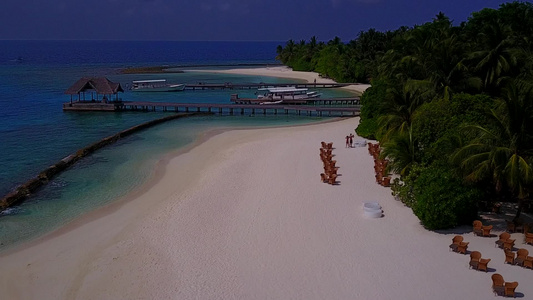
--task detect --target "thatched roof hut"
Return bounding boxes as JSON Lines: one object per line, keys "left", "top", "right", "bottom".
{"left": 65, "top": 77, "right": 124, "bottom": 103}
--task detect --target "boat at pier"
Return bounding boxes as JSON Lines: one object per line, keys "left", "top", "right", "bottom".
{"left": 257, "top": 87, "right": 321, "bottom": 101}
{"left": 131, "top": 79, "right": 185, "bottom": 92}
{"left": 231, "top": 87, "right": 321, "bottom": 105}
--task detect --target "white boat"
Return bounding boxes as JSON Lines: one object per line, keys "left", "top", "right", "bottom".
{"left": 131, "top": 79, "right": 185, "bottom": 92}
{"left": 259, "top": 100, "right": 283, "bottom": 105}
{"left": 257, "top": 87, "right": 321, "bottom": 102}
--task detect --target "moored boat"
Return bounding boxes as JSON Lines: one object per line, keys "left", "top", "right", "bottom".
{"left": 257, "top": 87, "right": 321, "bottom": 101}
{"left": 131, "top": 79, "right": 185, "bottom": 92}
{"left": 230, "top": 86, "right": 322, "bottom": 104}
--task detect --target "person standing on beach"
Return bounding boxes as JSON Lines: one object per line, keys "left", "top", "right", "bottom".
{"left": 349, "top": 134, "right": 354, "bottom": 148}
{"left": 345, "top": 135, "right": 350, "bottom": 148}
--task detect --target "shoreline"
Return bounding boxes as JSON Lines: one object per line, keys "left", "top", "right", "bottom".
{"left": 0, "top": 112, "right": 210, "bottom": 214}
{"left": 0, "top": 117, "right": 342, "bottom": 256}
{"left": 185, "top": 66, "right": 371, "bottom": 96}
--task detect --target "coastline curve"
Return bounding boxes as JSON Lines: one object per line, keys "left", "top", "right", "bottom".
{"left": 0, "top": 112, "right": 212, "bottom": 213}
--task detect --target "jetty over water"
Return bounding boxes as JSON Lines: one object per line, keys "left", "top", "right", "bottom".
{"left": 63, "top": 78, "right": 361, "bottom": 116}
{"left": 63, "top": 101, "right": 361, "bottom": 117}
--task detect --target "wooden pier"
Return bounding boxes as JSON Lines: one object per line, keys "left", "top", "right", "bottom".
{"left": 63, "top": 101, "right": 360, "bottom": 117}
{"left": 231, "top": 96, "right": 359, "bottom": 105}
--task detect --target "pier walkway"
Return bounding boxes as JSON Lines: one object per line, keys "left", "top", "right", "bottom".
{"left": 63, "top": 101, "right": 361, "bottom": 117}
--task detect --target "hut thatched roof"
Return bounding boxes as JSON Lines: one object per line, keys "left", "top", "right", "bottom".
{"left": 65, "top": 77, "right": 124, "bottom": 95}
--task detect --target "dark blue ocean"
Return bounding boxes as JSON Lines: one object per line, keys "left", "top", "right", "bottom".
{"left": 0, "top": 40, "right": 353, "bottom": 251}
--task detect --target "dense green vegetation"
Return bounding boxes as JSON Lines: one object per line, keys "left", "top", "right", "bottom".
{"left": 277, "top": 2, "right": 533, "bottom": 229}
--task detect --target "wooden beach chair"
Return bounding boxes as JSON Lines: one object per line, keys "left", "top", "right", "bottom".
{"left": 473, "top": 220, "right": 483, "bottom": 236}
{"left": 482, "top": 225, "right": 493, "bottom": 237}
{"left": 515, "top": 248, "right": 529, "bottom": 266}
{"left": 449, "top": 235, "right": 463, "bottom": 252}
{"left": 469, "top": 251, "right": 481, "bottom": 270}
{"left": 325, "top": 167, "right": 337, "bottom": 176}
{"left": 457, "top": 242, "right": 469, "bottom": 254}
{"left": 505, "top": 250, "right": 515, "bottom": 265}
{"left": 492, "top": 274, "right": 505, "bottom": 296}
{"left": 478, "top": 258, "right": 491, "bottom": 272}
{"left": 327, "top": 174, "right": 337, "bottom": 185}
{"left": 503, "top": 239, "right": 516, "bottom": 251}
{"left": 523, "top": 256, "right": 533, "bottom": 269}
{"left": 495, "top": 232, "right": 511, "bottom": 248}
{"left": 320, "top": 173, "right": 328, "bottom": 183}
{"left": 504, "top": 282, "right": 518, "bottom": 298}
{"left": 525, "top": 232, "right": 533, "bottom": 245}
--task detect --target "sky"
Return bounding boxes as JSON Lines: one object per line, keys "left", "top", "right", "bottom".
{"left": 0, "top": 0, "right": 514, "bottom": 42}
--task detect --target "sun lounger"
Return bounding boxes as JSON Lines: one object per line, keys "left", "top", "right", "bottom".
{"left": 492, "top": 274, "right": 505, "bottom": 296}
{"left": 504, "top": 282, "right": 518, "bottom": 298}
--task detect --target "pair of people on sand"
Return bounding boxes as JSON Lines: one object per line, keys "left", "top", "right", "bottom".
{"left": 345, "top": 133, "right": 354, "bottom": 148}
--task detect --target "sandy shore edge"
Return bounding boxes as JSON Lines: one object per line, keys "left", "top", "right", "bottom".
{"left": 186, "top": 66, "right": 371, "bottom": 95}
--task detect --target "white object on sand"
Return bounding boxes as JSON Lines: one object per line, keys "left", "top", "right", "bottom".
{"left": 363, "top": 202, "right": 383, "bottom": 218}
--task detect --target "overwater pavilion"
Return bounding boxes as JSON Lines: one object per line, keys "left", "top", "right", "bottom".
{"left": 64, "top": 77, "right": 124, "bottom": 104}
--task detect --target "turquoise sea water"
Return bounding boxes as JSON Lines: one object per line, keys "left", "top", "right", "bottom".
{"left": 0, "top": 41, "right": 354, "bottom": 251}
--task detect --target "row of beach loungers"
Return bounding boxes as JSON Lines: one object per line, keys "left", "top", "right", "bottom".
{"left": 367, "top": 142, "right": 391, "bottom": 187}
{"left": 320, "top": 142, "right": 338, "bottom": 185}
{"left": 448, "top": 220, "right": 533, "bottom": 297}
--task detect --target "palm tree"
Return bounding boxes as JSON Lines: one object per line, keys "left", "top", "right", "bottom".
{"left": 280, "top": 39, "right": 296, "bottom": 65}
{"left": 469, "top": 21, "right": 519, "bottom": 95}
{"left": 381, "top": 126, "right": 419, "bottom": 177}
{"left": 451, "top": 80, "right": 533, "bottom": 219}
{"left": 377, "top": 80, "right": 432, "bottom": 140}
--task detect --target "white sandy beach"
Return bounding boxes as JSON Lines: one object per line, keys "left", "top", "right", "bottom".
{"left": 1, "top": 68, "right": 533, "bottom": 299}
{"left": 187, "top": 66, "right": 371, "bottom": 95}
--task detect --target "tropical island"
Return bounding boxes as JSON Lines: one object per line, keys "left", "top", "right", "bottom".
{"left": 277, "top": 1, "right": 533, "bottom": 230}
{"left": 2, "top": 2, "right": 533, "bottom": 299}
